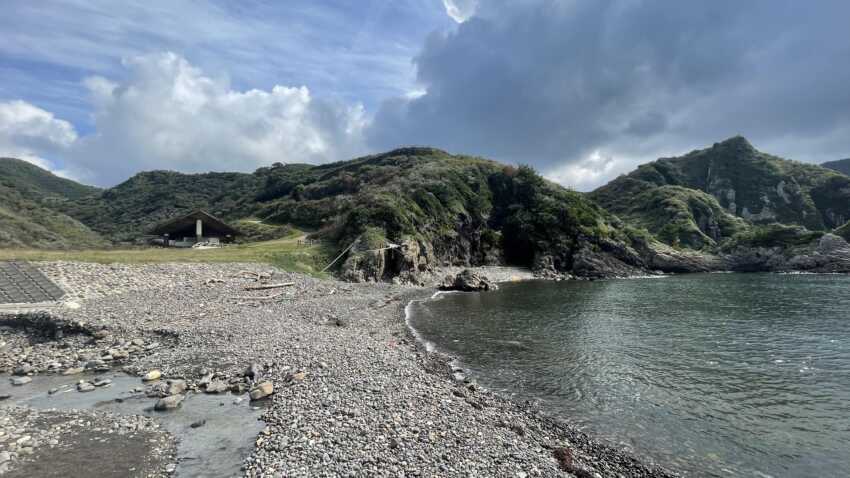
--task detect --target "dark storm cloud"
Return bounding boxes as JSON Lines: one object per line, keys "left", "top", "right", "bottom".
{"left": 368, "top": 0, "right": 850, "bottom": 189}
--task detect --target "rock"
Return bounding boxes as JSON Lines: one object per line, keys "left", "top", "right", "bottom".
{"left": 165, "top": 463, "right": 177, "bottom": 474}
{"left": 62, "top": 367, "right": 84, "bottom": 375}
{"left": 77, "top": 381, "right": 96, "bottom": 392}
{"left": 190, "top": 419, "right": 206, "bottom": 428}
{"left": 93, "top": 377, "right": 112, "bottom": 387}
{"left": 92, "top": 329, "right": 110, "bottom": 340}
{"left": 0, "top": 393, "right": 11, "bottom": 400}
{"left": 145, "top": 382, "right": 169, "bottom": 398}
{"left": 0, "top": 451, "right": 10, "bottom": 463}
{"left": 13, "top": 364, "right": 34, "bottom": 376}
{"left": 439, "top": 269, "right": 498, "bottom": 292}
{"left": 154, "top": 394, "right": 184, "bottom": 410}
{"left": 142, "top": 370, "right": 162, "bottom": 381}
{"left": 204, "top": 381, "right": 228, "bottom": 394}
{"left": 291, "top": 371, "right": 307, "bottom": 381}
{"left": 11, "top": 377, "right": 32, "bottom": 386}
{"left": 131, "top": 338, "right": 145, "bottom": 346}
{"left": 249, "top": 381, "right": 274, "bottom": 400}
{"left": 230, "top": 382, "right": 248, "bottom": 394}
{"left": 244, "top": 363, "right": 263, "bottom": 379}
{"left": 165, "top": 379, "right": 187, "bottom": 396}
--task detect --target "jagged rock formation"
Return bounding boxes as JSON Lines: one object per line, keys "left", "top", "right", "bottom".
{"left": 439, "top": 269, "right": 499, "bottom": 291}
{"left": 5, "top": 139, "right": 850, "bottom": 280}
{"left": 590, "top": 136, "right": 850, "bottom": 249}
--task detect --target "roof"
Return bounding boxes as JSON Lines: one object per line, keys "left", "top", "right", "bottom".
{"left": 148, "top": 210, "right": 242, "bottom": 236}
{"left": 0, "top": 261, "right": 65, "bottom": 304}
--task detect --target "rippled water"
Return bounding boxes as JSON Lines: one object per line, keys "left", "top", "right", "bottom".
{"left": 408, "top": 273, "right": 850, "bottom": 477}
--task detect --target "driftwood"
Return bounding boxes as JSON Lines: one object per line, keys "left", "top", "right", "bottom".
{"left": 244, "top": 282, "right": 295, "bottom": 291}
{"left": 232, "top": 270, "right": 273, "bottom": 281}
{"left": 228, "top": 291, "right": 287, "bottom": 301}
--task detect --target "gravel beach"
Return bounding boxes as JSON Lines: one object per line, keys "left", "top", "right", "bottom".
{"left": 0, "top": 262, "right": 676, "bottom": 477}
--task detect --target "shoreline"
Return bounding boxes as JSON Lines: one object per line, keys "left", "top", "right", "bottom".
{"left": 1, "top": 261, "right": 676, "bottom": 477}
{"left": 400, "top": 278, "right": 679, "bottom": 478}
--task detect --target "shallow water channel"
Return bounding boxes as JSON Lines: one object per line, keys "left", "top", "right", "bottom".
{"left": 1, "top": 373, "right": 266, "bottom": 477}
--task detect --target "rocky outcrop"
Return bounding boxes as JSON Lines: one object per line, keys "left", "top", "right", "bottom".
{"left": 724, "top": 233, "right": 850, "bottom": 273}
{"left": 439, "top": 269, "right": 498, "bottom": 292}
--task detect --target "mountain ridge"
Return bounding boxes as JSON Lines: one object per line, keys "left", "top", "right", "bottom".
{"left": 3, "top": 139, "right": 850, "bottom": 278}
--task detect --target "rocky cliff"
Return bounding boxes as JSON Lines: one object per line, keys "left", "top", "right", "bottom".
{"left": 590, "top": 137, "right": 850, "bottom": 249}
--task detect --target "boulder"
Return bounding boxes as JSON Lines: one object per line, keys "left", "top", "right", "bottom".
{"left": 204, "top": 381, "right": 229, "bottom": 394}
{"left": 439, "top": 269, "right": 498, "bottom": 292}
{"left": 154, "top": 394, "right": 184, "bottom": 410}
{"left": 244, "top": 363, "right": 263, "bottom": 380}
{"left": 165, "top": 379, "right": 187, "bottom": 396}
{"left": 13, "top": 364, "right": 34, "bottom": 376}
{"left": 77, "top": 381, "right": 95, "bottom": 392}
{"left": 142, "top": 370, "right": 162, "bottom": 381}
{"left": 249, "top": 381, "right": 274, "bottom": 401}
{"left": 10, "top": 376, "right": 32, "bottom": 386}
{"left": 62, "top": 367, "right": 84, "bottom": 375}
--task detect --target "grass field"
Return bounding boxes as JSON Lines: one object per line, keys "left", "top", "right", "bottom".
{"left": 0, "top": 230, "right": 335, "bottom": 278}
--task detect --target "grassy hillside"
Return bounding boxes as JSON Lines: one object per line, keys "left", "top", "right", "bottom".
{"left": 0, "top": 231, "right": 331, "bottom": 277}
{"left": 252, "top": 147, "right": 635, "bottom": 276}
{"left": 0, "top": 158, "right": 106, "bottom": 249}
{"left": 822, "top": 158, "right": 850, "bottom": 176}
{"left": 60, "top": 170, "right": 263, "bottom": 242}
{"left": 590, "top": 137, "right": 850, "bottom": 248}
{"left": 32, "top": 147, "right": 638, "bottom": 277}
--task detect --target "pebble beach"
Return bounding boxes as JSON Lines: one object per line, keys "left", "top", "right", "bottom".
{"left": 0, "top": 262, "right": 675, "bottom": 477}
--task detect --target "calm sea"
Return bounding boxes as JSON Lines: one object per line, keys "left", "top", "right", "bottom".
{"left": 407, "top": 273, "right": 850, "bottom": 477}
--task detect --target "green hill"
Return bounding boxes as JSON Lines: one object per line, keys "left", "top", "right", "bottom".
{"left": 822, "top": 158, "right": 850, "bottom": 176}
{"left": 590, "top": 137, "right": 850, "bottom": 248}
{"left": 60, "top": 170, "right": 262, "bottom": 242}
{"left": 0, "top": 158, "right": 106, "bottom": 249}
{"left": 26, "top": 148, "right": 640, "bottom": 279}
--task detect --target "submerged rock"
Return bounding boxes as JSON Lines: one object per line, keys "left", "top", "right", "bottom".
{"left": 155, "top": 394, "right": 184, "bottom": 410}
{"left": 77, "top": 381, "right": 95, "bottom": 392}
{"left": 10, "top": 377, "right": 32, "bottom": 386}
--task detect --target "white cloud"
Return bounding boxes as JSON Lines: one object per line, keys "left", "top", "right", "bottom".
{"left": 63, "top": 52, "right": 367, "bottom": 185}
{"left": 0, "top": 100, "right": 77, "bottom": 170}
{"left": 371, "top": 0, "right": 850, "bottom": 191}
{"left": 442, "top": 0, "right": 478, "bottom": 23}
{"left": 545, "top": 150, "right": 621, "bottom": 191}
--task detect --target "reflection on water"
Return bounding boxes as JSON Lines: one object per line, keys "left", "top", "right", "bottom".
{"left": 409, "top": 273, "right": 850, "bottom": 477}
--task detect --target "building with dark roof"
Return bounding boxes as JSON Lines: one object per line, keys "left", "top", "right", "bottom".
{"left": 148, "top": 210, "right": 241, "bottom": 247}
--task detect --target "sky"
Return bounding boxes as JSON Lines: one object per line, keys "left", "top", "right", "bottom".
{"left": 1, "top": 0, "right": 849, "bottom": 190}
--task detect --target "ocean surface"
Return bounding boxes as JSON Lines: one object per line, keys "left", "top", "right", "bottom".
{"left": 407, "top": 273, "right": 850, "bottom": 477}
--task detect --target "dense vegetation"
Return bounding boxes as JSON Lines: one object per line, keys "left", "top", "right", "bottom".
{"left": 0, "top": 158, "right": 106, "bottom": 249}
{"left": 1, "top": 149, "right": 635, "bottom": 276}
{"left": 3, "top": 138, "right": 850, "bottom": 277}
{"left": 822, "top": 158, "right": 850, "bottom": 176}
{"left": 60, "top": 170, "right": 263, "bottom": 242}
{"left": 253, "top": 147, "right": 629, "bottom": 273}
{"left": 590, "top": 137, "right": 850, "bottom": 249}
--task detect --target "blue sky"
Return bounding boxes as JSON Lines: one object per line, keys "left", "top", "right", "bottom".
{"left": 1, "top": 0, "right": 453, "bottom": 134}
{"left": 2, "top": 0, "right": 850, "bottom": 188}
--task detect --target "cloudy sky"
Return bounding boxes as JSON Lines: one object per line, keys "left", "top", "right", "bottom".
{"left": 2, "top": 0, "right": 849, "bottom": 189}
